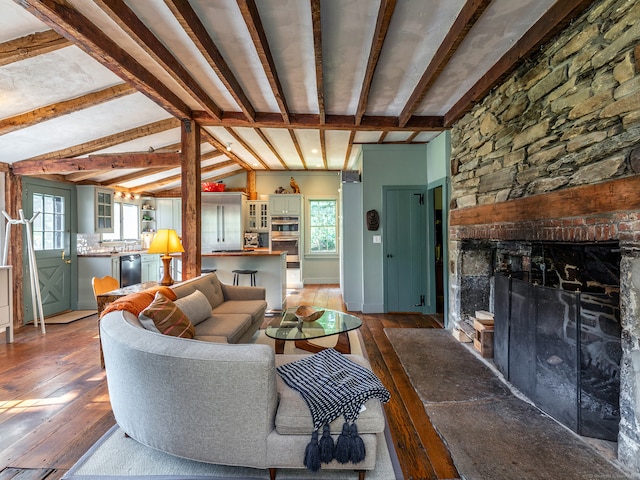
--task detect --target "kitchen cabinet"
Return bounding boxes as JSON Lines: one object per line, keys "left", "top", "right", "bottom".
{"left": 0, "top": 266, "right": 13, "bottom": 343}
{"left": 156, "top": 198, "right": 182, "bottom": 235}
{"left": 269, "top": 194, "right": 302, "bottom": 215}
{"left": 247, "top": 200, "right": 269, "bottom": 231}
{"left": 202, "top": 193, "right": 247, "bottom": 251}
{"left": 78, "top": 256, "right": 120, "bottom": 310}
{"left": 77, "top": 186, "right": 115, "bottom": 233}
{"left": 141, "top": 254, "right": 159, "bottom": 282}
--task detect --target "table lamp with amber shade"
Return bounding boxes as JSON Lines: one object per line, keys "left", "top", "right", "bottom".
{"left": 147, "top": 229, "right": 184, "bottom": 286}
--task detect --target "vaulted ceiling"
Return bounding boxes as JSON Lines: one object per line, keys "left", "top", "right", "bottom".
{"left": 0, "top": 0, "right": 593, "bottom": 196}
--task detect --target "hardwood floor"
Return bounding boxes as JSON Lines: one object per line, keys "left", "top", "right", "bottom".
{"left": 0, "top": 285, "right": 458, "bottom": 480}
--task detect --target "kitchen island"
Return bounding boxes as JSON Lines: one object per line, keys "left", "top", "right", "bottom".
{"left": 175, "top": 250, "right": 287, "bottom": 312}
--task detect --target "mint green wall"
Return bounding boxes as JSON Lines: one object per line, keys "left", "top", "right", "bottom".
{"left": 361, "top": 145, "right": 429, "bottom": 312}
{"left": 427, "top": 131, "right": 450, "bottom": 183}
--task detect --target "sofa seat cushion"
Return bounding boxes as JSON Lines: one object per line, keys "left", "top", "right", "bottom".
{"left": 274, "top": 354, "right": 386, "bottom": 435}
{"left": 194, "top": 314, "right": 253, "bottom": 343}
{"left": 212, "top": 300, "right": 267, "bottom": 325}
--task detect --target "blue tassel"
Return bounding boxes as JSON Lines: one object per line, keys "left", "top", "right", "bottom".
{"left": 334, "top": 422, "right": 353, "bottom": 463}
{"left": 350, "top": 423, "right": 366, "bottom": 463}
{"left": 303, "top": 430, "right": 321, "bottom": 471}
{"left": 319, "top": 424, "right": 334, "bottom": 463}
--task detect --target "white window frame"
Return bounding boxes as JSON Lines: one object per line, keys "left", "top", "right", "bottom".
{"left": 102, "top": 201, "right": 140, "bottom": 241}
{"left": 305, "top": 196, "right": 339, "bottom": 257}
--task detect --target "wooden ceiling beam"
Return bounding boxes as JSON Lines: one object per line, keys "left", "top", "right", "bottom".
{"left": 310, "top": 0, "right": 325, "bottom": 125}
{"left": 399, "top": 0, "right": 491, "bottom": 127}
{"left": 355, "top": 0, "right": 396, "bottom": 125}
{"left": 16, "top": 117, "right": 180, "bottom": 164}
{"left": 104, "top": 167, "right": 168, "bottom": 187}
{"left": 320, "top": 130, "right": 327, "bottom": 170}
{"left": 200, "top": 129, "right": 252, "bottom": 171}
{"left": 154, "top": 168, "right": 245, "bottom": 197}
{"left": 0, "top": 83, "right": 136, "bottom": 135}
{"left": 12, "top": 152, "right": 181, "bottom": 175}
{"left": 194, "top": 111, "right": 444, "bottom": 131}
{"left": 289, "top": 129, "right": 307, "bottom": 170}
{"left": 94, "top": 0, "right": 222, "bottom": 120}
{"left": 237, "top": 0, "right": 290, "bottom": 124}
{"left": 0, "top": 29, "right": 70, "bottom": 67}
{"left": 65, "top": 169, "right": 112, "bottom": 182}
{"left": 165, "top": 0, "right": 255, "bottom": 122}
{"left": 15, "top": 0, "right": 191, "bottom": 119}
{"left": 131, "top": 160, "right": 236, "bottom": 193}
{"left": 444, "top": 0, "right": 595, "bottom": 126}
{"left": 224, "top": 127, "right": 270, "bottom": 170}
{"left": 342, "top": 130, "right": 356, "bottom": 171}
{"left": 254, "top": 129, "right": 288, "bottom": 169}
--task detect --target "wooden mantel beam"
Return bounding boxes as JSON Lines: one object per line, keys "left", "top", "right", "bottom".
{"left": 11, "top": 152, "right": 181, "bottom": 175}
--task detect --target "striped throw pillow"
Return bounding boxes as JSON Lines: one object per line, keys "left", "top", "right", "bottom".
{"left": 139, "top": 291, "right": 195, "bottom": 339}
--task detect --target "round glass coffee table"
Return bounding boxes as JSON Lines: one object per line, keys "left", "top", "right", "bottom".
{"left": 265, "top": 307, "right": 362, "bottom": 354}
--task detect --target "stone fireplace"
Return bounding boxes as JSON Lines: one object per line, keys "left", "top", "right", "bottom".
{"left": 445, "top": 0, "right": 640, "bottom": 471}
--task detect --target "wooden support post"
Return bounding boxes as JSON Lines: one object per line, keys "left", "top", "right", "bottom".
{"left": 180, "top": 120, "right": 201, "bottom": 281}
{"left": 5, "top": 171, "right": 23, "bottom": 328}
{"left": 247, "top": 170, "right": 257, "bottom": 200}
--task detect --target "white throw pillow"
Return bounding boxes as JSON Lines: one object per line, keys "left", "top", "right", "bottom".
{"left": 174, "top": 289, "right": 213, "bottom": 326}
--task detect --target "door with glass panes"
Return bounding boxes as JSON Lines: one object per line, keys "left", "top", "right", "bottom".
{"left": 23, "top": 179, "right": 73, "bottom": 320}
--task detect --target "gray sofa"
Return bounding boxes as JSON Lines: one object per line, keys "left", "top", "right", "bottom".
{"left": 99, "top": 274, "right": 387, "bottom": 478}
{"left": 171, "top": 272, "right": 267, "bottom": 343}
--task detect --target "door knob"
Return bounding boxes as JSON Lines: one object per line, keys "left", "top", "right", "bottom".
{"left": 65, "top": 260, "right": 72, "bottom": 264}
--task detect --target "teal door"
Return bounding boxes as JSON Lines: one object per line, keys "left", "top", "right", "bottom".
{"left": 23, "top": 180, "right": 73, "bottom": 321}
{"left": 383, "top": 187, "right": 427, "bottom": 313}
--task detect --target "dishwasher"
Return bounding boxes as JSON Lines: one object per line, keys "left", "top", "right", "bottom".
{"left": 120, "top": 254, "right": 142, "bottom": 287}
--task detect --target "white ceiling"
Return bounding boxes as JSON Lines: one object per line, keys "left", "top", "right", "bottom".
{"left": 0, "top": 0, "right": 589, "bottom": 195}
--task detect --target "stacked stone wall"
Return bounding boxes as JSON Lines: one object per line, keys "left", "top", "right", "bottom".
{"left": 450, "top": 0, "right": 640, "bottom": 209}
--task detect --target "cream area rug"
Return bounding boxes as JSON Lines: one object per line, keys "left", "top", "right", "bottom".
{"left": 63, "top": 424, "right": 400, "bottom": 480}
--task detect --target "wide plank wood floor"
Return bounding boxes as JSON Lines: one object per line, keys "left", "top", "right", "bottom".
{"left": 0, "top": 285, "right": 458, "bottom": 480}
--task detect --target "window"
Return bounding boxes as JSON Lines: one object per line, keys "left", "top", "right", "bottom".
{"left": 32, "top": 193, "right": 65, "bottom": 251}
{"left": 308, "top": 199, "right": 337, "bottom": 254}
{"left": 102, "top": 202, "right": 139, "bottom": 241}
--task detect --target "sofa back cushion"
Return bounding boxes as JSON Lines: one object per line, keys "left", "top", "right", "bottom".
{"left": 172, "top": 273, "right": 225, "bottom": 308}
{"left": 174, "top": 289, "right": 212, "bottom": 326}
{"left": 139, "top": 291, "right": 195, "bottom": 338}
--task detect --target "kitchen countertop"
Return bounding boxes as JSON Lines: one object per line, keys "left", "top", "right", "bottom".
{"left": 78, "top": 250, "right": 149, "bottom": 257}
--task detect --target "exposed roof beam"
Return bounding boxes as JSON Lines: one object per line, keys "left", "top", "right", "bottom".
{"left": 17, "top": 117, "right": 180, "bottom": 163}
{"left": 254, "top": 128, "right": 288, "bottom": 169}
{"left": 104, "top": 167, "right": 168, "bottom": 187}
{"left": 155, "top": 168, "right": 245, "bottom": 196}
{"left": 131, "top": 160, "right": 236, "bottom": 194}
{"left": 319, "top": 130, "right": 327, "bottom": 169}
{"left": 342, "top": 130, "right": 355, "bottom": 171}
{"left": 237, "top": 0, "right": 290, "bottom": 124}
{"left": 0, "top": 29, "right": 70, "bottom": 67}
{"left": 95, "top": 0, "right": 222, "bottom": 120}
{"left": 310, "top": 0, "right": 325, "bottom": 125}
{"left": 398, "top": 0, "right": 491, "bottom": 127}
{"left": 12, "top": 151, "right": 181, "bottom": 175}
{"left": 194, "top": 111, "right": 444, "bottom": 131}
{"left": 152, "top": 142, "right": 181, "bottom": 153}
{"left": 355, "top": 0, "right": 396, "bottom": 125}
{"left": 289, "top": 129, "right": 307, "bottom": 169}
{"left": 164, "top": 0, "right": 255, "bottom": 122}
{"left": 65, "top": 170, "right": 112, "bottom": 182}
{"left": 444, "top": 0, "right": 595, "bottom": 126}
{"left": 378, "top": 131, "right": 389, "bottom": 143}
{"left": 224, "top": 127, "right": 270, "bottom": 170}
{"left": 405, "top": 131, "right": 420, "bottom": 143}
{"left": 0, "top": 83, "right": 136, "bottom": 135}
{"left": 15, "top": 0, "right": 191, "bottom": 119}
{"left": 200, "top": 129, "right": 252, "bottom": 170}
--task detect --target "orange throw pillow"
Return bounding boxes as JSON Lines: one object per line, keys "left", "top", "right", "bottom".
{"left": 138, "top": 292, "right": 195, "bottom": 338}
{"left": 100, "top": 286, "right": 177, "bottom": 318}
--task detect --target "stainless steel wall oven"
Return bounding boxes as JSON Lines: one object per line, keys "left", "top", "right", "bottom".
{"left": 271, "top": 216, "right": 300, "bottom": 268}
